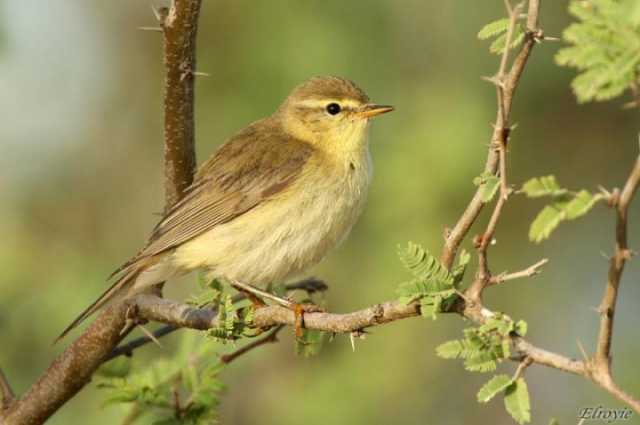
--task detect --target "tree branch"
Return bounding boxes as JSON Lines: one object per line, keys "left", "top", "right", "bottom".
{"left": 440, "top": 0, "right": 541, "bottom": 269}
{"left": 104, "top": 278, "right": 327, "bottom": 361}
{"left": 0, "top": 303, "right": 131, "bottom": 424}
{"left": 593, "top": 155, "right": 640, "bottom": 374}
{"left": 161, "top": 0, "right": 202, "bottom": 207}
{"left": 125, "top": 294, "right": 592, "bottom": 390}
{"left": 0, "top": 2, "right": 203, "bottom": 423}
{"left": 488, "top": 258, "right": 549, "bottom": 286}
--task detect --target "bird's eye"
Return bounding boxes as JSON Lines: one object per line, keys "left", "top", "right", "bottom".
{"left": 326, "top": 103, "right": 341, "bottom": 115}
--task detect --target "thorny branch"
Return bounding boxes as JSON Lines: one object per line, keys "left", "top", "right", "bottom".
{"left": 159, "top": 0, "right": 202, "bottom": 207}
{"left": 0, "top": 1, "right": 203, "bottom": 424}
{"left": 119, "top": 294, "right": 592, "bottom": 380}
{"left": 105, "top": 278, "right": 327, "bottom": 361}
{"left": 3, "top": 0, "right": 640, "bottom": 423}
{"left": 467, "top": 1, "right": 528, "bottom": 302}
{"left": 589, "top": 155, "right": 640, "bottom": 411}
{"left": 440, "top": 0, "right": 542, "bottom": 269}
{"left": 488, "top": 258, "right": 549, "bottom": 286}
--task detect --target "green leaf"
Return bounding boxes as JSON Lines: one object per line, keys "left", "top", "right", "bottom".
{"left": 397, "top": 280, "right": 453, "bottom": 304}
{"left": 489, "top": 28, "right": 525, "bottom": 55}
{"left": 464, "top": 351, "right": 497, "bottom": 373}
{"left": 452, "top": 249, "right": 471, "bottom": 286}
{"left": 529, "top": 204, "right": 567, "bottom": 243}
{"left": 556, "top": 0, "right": 640, "bottom": 104}
{"left": 396, "top": 242, "right": 459, "bottom": 315}
{"left": 501, "top": 338, "right": 512, "bottom": 359}
{"left": 504, "top": 378, "right": 531, "bottom": 424}
{"left": 397, "top": 242, "right": 452, "bottom": 284}
{"left": 528, "top": 188, "right": 604, "bottom": 243}
{"left": 477, "top": 374, "right": 513, "bottom": 403}
{"left": 514, "top": 320, "right": 528, "bottom": 337}
{"left": 548, "top": 419, "right": 560, "bottom": 425}
{"left": 436, "top": 340, "right": 465, "bottom": 359}
{"left": 420, "top": 296, "right": 445, "bottom": 320}
{"left": 564, "top": 190, "right": 603, "bottom": 219}
{"left": 478, "top": 18, "right": 510, "bottom": 40}
{"left": 474, "top": 172, "right": 501, "bottom": 202}
{"left": 521, "top": 176, "right": 567, "bottom": 198}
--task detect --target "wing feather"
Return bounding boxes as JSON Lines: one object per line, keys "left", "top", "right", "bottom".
{"left": 113, "top": 118, "right": 314, "bottom": 274}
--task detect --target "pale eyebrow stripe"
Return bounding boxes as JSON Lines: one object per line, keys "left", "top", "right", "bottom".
{"left": 295, "top": 98, "right": 362, "bottom": 109}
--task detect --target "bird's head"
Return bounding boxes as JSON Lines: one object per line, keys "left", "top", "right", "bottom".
{"left": 276, "top": 76, "right": 393, "bottom": 155}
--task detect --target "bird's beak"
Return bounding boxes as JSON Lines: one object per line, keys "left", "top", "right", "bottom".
{"left": 357, "top": 104, "right": 394, "bottom": 119}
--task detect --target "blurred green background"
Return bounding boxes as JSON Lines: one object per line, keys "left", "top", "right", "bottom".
{"left": 1, "top": 1, "right": 639, "bottom": 424}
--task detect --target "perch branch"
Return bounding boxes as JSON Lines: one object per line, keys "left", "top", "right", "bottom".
{"left": 105, "top": 278, "right": 327, "bottom": 361}
{"left": 127, "top": 294, "right": 591, "bottom": 381}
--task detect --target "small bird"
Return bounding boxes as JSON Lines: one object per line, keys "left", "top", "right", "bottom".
{"left": 57, "top": 76, "right": 393, "bottom": 340}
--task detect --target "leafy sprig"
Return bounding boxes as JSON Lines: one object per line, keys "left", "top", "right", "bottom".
{"left": 97, "top": 334, "right": 224, "bottom": 424}
{"left": 478, "top": 17, "right": 526, "bottom": 54}
{"left": 521, "top": 175, "right": 604, "bottom": 243}
{"left": 556, "top": 0, "right": 640, "bottom": 103}
{"left": 396, "top": 242, "right": 469, "bottom": 319}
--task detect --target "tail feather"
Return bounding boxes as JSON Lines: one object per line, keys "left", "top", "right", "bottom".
{"left": 54, "top": 267, "right": 141, "bottom": 344}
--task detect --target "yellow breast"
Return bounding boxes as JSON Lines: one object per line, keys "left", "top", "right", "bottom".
{"left": 173, "top": 127, "right": 373, "bottom": 285}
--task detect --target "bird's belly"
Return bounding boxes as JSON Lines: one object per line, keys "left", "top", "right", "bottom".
{"left": 173, "top": 162, "right": 370, "bottom": 285}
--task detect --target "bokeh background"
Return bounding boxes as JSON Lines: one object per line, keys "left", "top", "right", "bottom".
{"left": 1, "top": 1, "right": 639, "bottom": 424}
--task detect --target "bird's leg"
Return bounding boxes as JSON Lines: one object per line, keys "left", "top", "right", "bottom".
{"left": 230, "top": 281, "right": 295, "bottom": 308}
{"left": 230, "top": 280, "right": 323, "bottom": 338}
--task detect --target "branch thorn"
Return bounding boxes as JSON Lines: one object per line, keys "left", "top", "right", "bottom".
{"left": 138, "top": 26, "right": 163, "bottom": 32}
{"left": 151, "top": 5, "right": 167, "bottom": 24}
{"left": 577, "top": 339, "right": 590, "bottom": 363}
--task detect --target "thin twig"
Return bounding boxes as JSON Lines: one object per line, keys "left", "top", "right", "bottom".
{"left": 489, "top": 258, "right": 549, "bottom": 285}
{"left": 594, "top": 155, "right": 640, "bottom": 371}
{"left": 463, "top": 1, "right": 532, "bottom": 303}
{"left": 106, "top": 325, "right": 178, "bottom": 361}
{"left": 219, "top": 325, "right": 285, "bottom": 364}
{"left": 512, "top": 356, "right": 533, "bottom": 380}
{"left": 440, "top": 0, "right": 541, "bottom": 269}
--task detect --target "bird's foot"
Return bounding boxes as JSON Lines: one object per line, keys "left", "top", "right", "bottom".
{"left": 292, "top": 302, "right": 324, "bottom": 339}
{"left": 230, "top": 280, "right": 324, "bottom": 338}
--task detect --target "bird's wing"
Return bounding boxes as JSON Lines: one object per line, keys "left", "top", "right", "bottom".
{"left": 114, "top": 119, "right": 315, "bottom": 274}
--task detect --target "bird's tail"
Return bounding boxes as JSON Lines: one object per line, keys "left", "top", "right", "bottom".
{"left": 54, "top": 265, "right": 143, "bottom": 344}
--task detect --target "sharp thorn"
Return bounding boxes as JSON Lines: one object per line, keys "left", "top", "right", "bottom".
{"left": 138, "top": 26, "right": 163, "bottom": 32}
{"left": 138, "top": 324, "right": 163, "bottom": 348}
{"left": 151, "top": 5, "right": 163, "bottom": 22}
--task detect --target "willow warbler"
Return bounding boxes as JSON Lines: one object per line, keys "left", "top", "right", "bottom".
{"left": 58, "top": 76, "right": 393, "bottom": 340}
